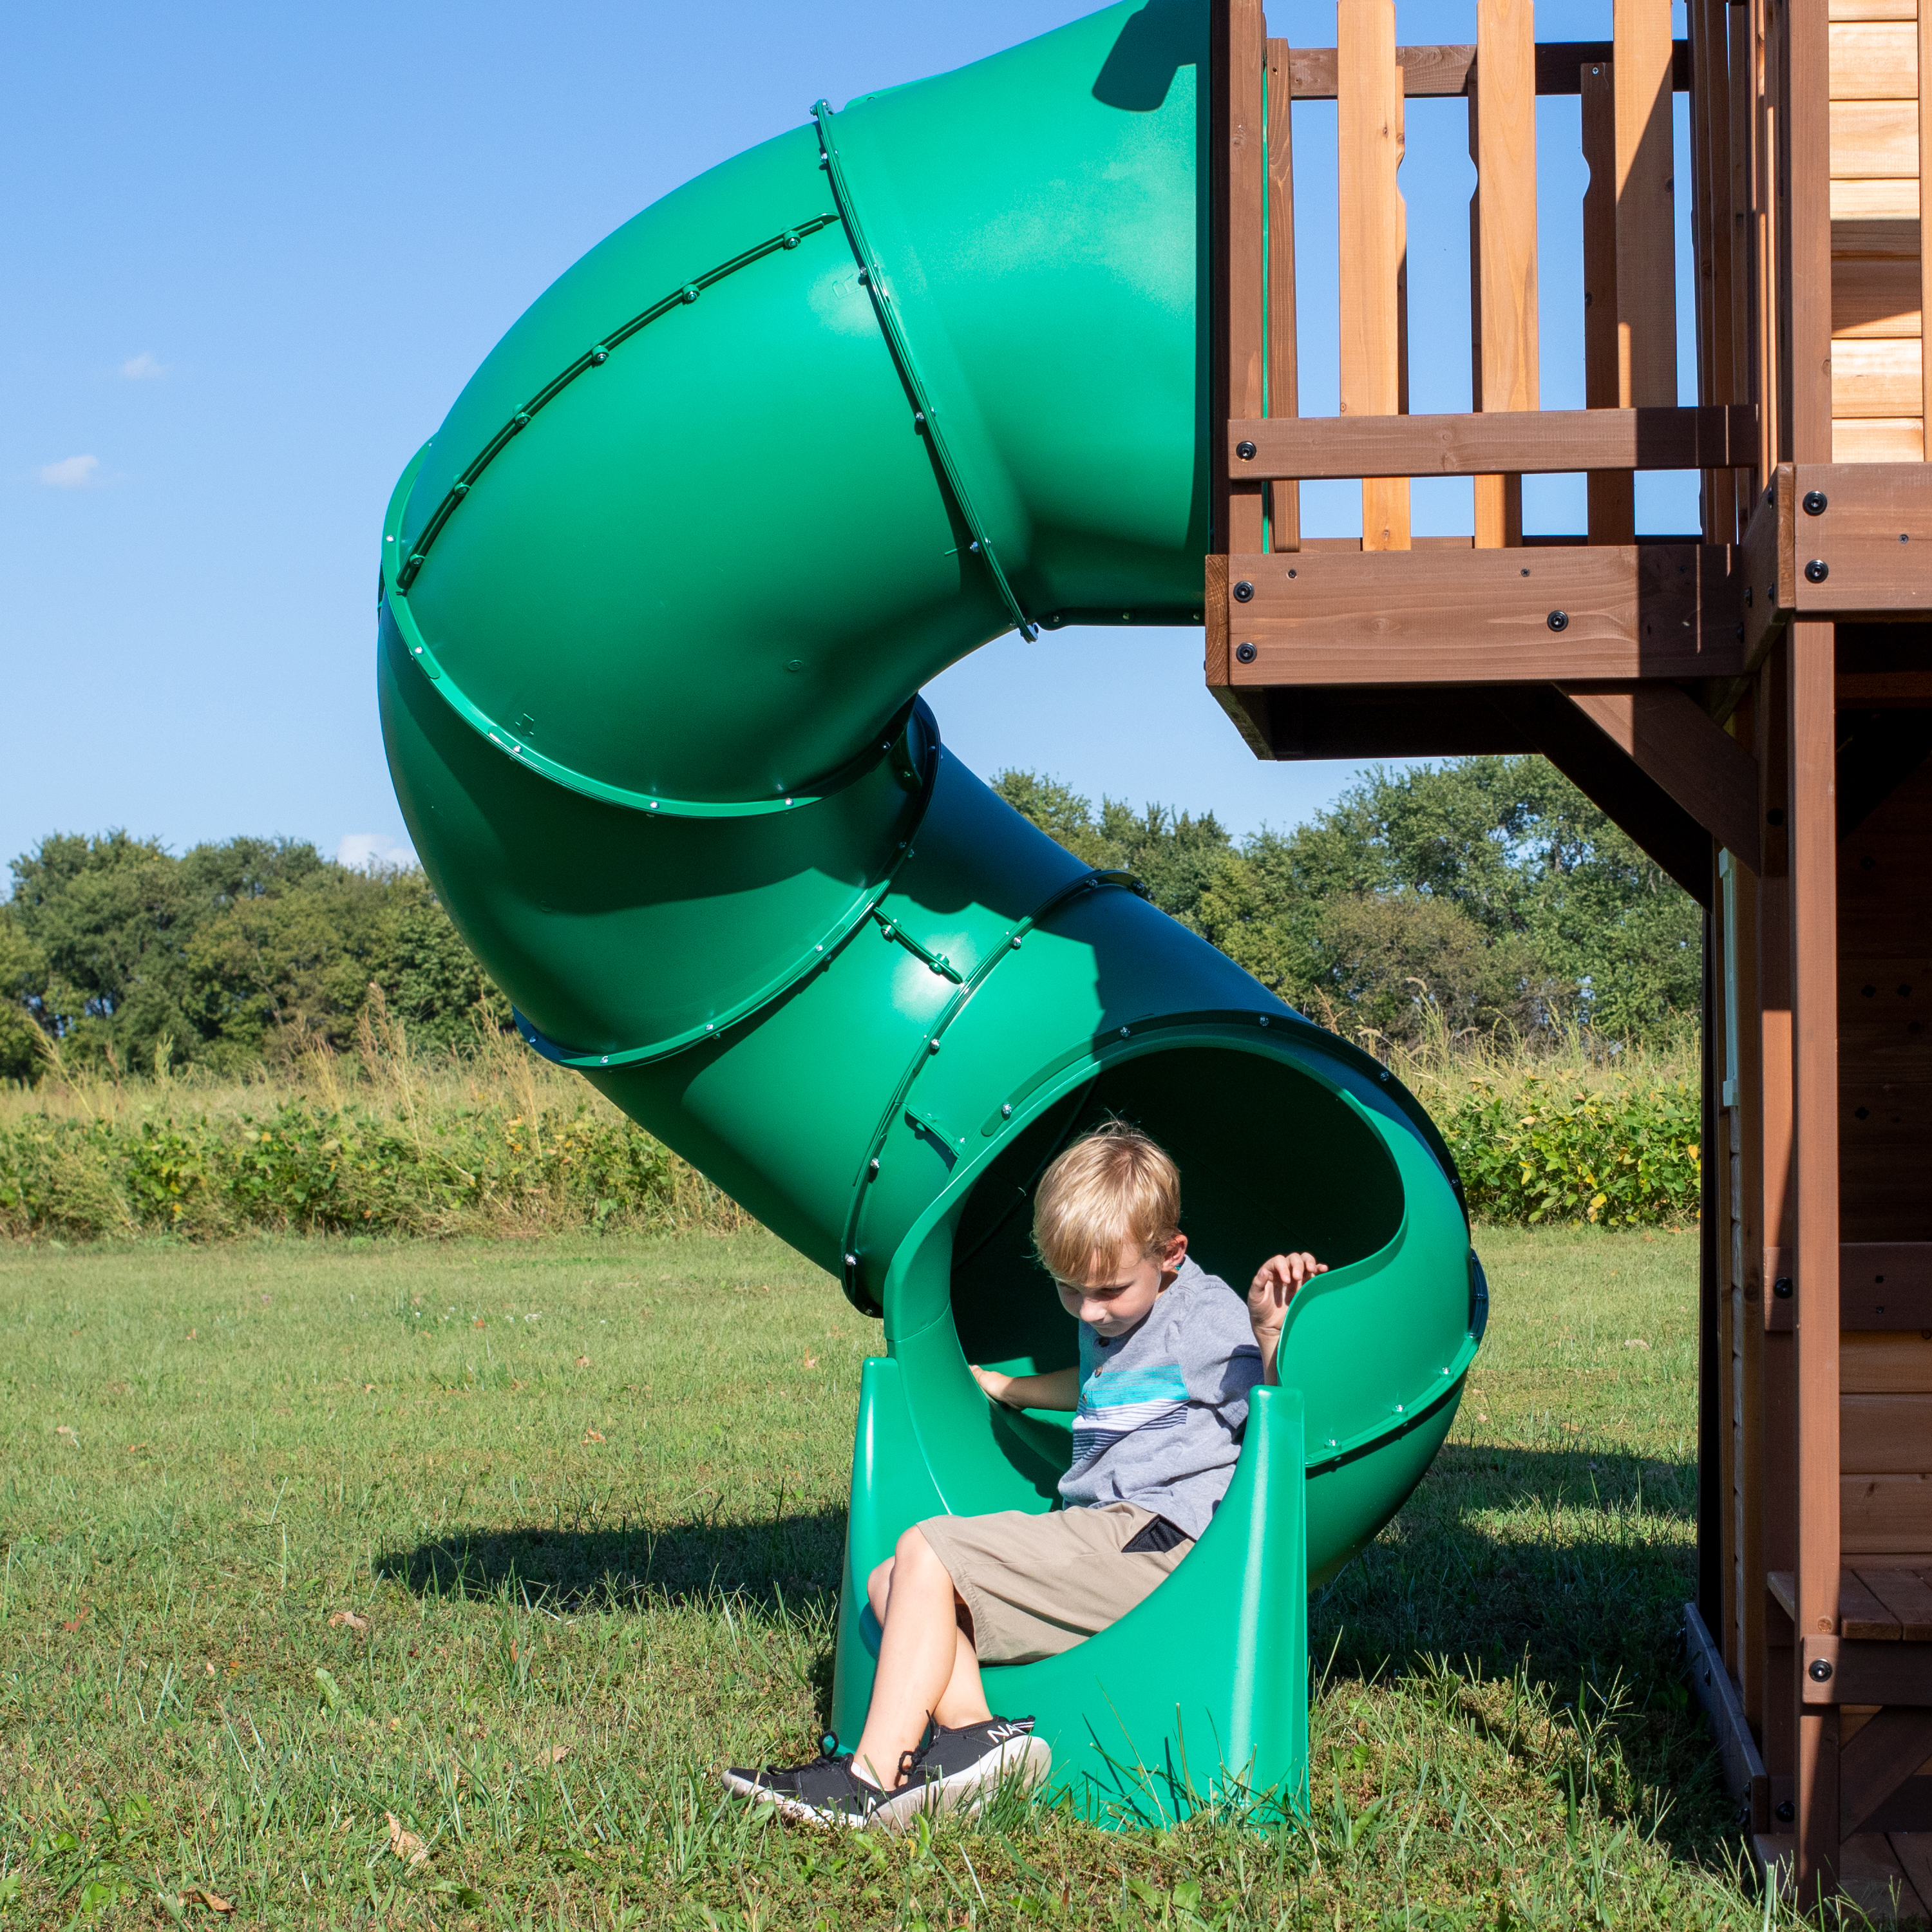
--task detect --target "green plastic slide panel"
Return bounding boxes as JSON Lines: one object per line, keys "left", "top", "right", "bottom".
{"left": 833, "top": 1356, "right": 1308, "bottom": 1827}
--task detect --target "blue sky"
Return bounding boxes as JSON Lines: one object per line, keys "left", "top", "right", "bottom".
{"left": 4, "top": 0, "right": 1693, "bottom": 876}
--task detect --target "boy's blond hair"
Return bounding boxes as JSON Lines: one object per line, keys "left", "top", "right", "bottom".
{"left": 1032, "top": 1124, "right": 1181, "bottom": 1283}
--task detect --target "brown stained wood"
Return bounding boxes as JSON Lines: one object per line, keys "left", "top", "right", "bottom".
{"left": 1266, "top": 38, "right": 1301, "bottom": 553}
{"left": 1844, "top": 1333, "right": 1932, "bottom": 1395}
{"left": 1839, "top": 1249, "right": 1932, "bottom": 1328}
{"left": 1837, "top": 417, "right": 1930, "bottom": 455}
{"left": 1804, "top": 1634, "right": 1932, "bottom": 1701}
{"left": 1830, "top": 22, "right": 1921, "bottom": 97}
{"left": 1833, "top": 0, "right": 1918, "bottom": 20}
{"left": 1227, "top": 0, "right": 1267, "bottom": 556}
{"left": 1796, "top": 0, "right": 1839, "bottom": 477}
{"left": 1560, "top": 685, "right": 1763, "bottom": 867}
{"left": 1833, "top": 100, "right": 1922, "bottom": 175}
{"left": 1472, "top": 0, "right": 1537, "bottom": 551}
{"left": 1790, "top": 459, "right": 1932, "bottom": 531}
{"left": 1763, "top": 0, "right": 1785, "bottom": 481}
{"left": 1837, "top": 176, "right": 1923, "bottom": 218}
{"left": 1224, "top": 545, "right": 1741, "bottom": 683}
{"left": 1894, "top": 1837, "right": 1932, "bottom": 1919}
{"left": 1862, "top": 1568, "right": 1932, "bottom": 1640}
{"left": 1920, "top": 0, "right": 1932, "bottom": 425}
{"left": 1283, "top": 39, "right": 1691, "bottom": 99}
{"left": 1844, "top": 1393, "right": 1932, "bottom": 1473}
{"left": 1582, "top": 58, "right": 1637, "bottom": 544}
{"left": 1205, "top": 554, "right": 1231, "bottom": 688}
{"left": 1837, "top": 1830, "right": 1931, "bottom": 1918}
{"left": 1771, "top": 1568, "right": 1800, "bottom": 1617}
{"left": 1687, "top": 1600, "right": 1772, "bottom": 1808}
{"left": 1734, "top": 837, "right": 1769, "bottom": 1730}
{"left": 1618, "top": 0, "right": 1680, "bottom": 408}
{"left": 1846, "top": 1475, "right": 1932, "bottom": 1551}
{"left": 1488, "top": 684, "right": 1717, "bottom": 898}
{"left": 1791, "top": 620, "right": 1842, "bottom": 1904}
{"left": 1834, "top": 257, "right": 1923, "bottom": 336}
{"left": 1228, "top": 405, "right": 1758, "bottom": 477}
{"left": 1697, "top": 0, "right": 1739, "bottom": 547}
{"left": 1839, "top": 668, "right": 1932, "bottom": 697}
{"left": 1730, "top": 0, "right": 1758, "bottom": 516}
{"left": 1841, "top": 1564, "right": 1909, "bottom": 1633}
{"left": 1338, "top": 0, "right": 1410, "bottom": 551}
{"left": 1834, "top": 337, "right": 1927, "bottom": 413}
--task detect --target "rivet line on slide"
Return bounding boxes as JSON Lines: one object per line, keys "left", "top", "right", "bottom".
{"left": 811, "top": 99, "right": 1037, "bottom": 644}
{"left": 837, "top": 869, "right": 1144, "bottom": 1311}
{"left": 393, "top": 214, "right": 838, "bottom": 592}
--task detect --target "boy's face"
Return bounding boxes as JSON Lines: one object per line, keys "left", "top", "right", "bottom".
{"left": 1054, "top": 1231, "right": 1188, "bottom": 1336}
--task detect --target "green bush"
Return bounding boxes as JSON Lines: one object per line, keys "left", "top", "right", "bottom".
{"left": 1437, "top": 1074, "right": 1700, "bottom": 1227}
{"left": 0, "top": 1095, "right": 737, "bottom": 1243}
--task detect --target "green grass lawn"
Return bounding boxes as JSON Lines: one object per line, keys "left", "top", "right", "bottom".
{"left": 0, "top": 1224, "right": 1777, "bottom": 1929}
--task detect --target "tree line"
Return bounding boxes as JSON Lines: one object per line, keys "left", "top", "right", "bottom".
{"left": 0, "top": 755, "right": 1698, "bottom": 1085}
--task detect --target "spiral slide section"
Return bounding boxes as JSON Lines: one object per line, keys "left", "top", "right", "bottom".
{"left": 378, "top": 0, "right": 1483, "bottom": 1786}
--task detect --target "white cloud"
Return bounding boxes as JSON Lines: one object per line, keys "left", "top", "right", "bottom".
{"left": 118, "top": 352, "right": 166, "bottom": 380}
{"left": 336, "top": 832, "right": 417, "bottom": 873}
{"left": 37, "top": 454, "right": 100, "bottom": 489}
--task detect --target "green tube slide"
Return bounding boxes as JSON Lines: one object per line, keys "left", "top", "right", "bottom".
{"left": 378, "top": 0, "right": 1482, "bottom": 1821}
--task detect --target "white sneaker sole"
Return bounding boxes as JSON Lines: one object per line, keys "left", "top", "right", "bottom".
{"left": 889, "top": 1735, "right": 1054, "bottom": 1823}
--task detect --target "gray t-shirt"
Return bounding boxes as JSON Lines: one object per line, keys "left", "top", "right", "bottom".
{"left": 1058, "top": 1256, "right": 1264, "bottom": 1540}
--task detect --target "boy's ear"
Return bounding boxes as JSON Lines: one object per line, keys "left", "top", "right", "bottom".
{"left": 1160, "top": 1230, "right": 1189, "bottom": 1271}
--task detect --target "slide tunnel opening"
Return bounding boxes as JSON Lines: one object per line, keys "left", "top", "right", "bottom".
{"left": 946, "top": 1042, "right": 1406, "bottom": 1393}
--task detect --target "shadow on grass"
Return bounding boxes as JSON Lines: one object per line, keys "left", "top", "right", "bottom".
{"left": 375, "top": 1506, "right": 848, "bottom": 1616}
{"left": 1315, "top": 1439, "right": 1726, "bottom": 1861}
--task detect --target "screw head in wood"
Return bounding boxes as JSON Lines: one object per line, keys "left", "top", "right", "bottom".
{"left": 1804, "top": 558, "right": 1829, "bottom": 583}
{"left": 1773, "top": 1276, "right": 1793, "bottom": 1299}
{"left": 1235, "top": 641, "right": 1257, "bottom": 663}
{"left": 1808, "top": 1658, "right": 1833, "bottom": 1681}
{"left": 1776, "top": 1800, "right": 1795, "bottom": 1823}
{"left": 1236, "top": 440, "right": 1257, "bottom": 460}
{"left": 1802, "top": 489, "right": 1828, "bottom": 515}
{"left": 1546, "top": 609, "right": 1568, "bottom": 632}
{"left": 1233, "top": 580, "right": 1255, "bottom": 602}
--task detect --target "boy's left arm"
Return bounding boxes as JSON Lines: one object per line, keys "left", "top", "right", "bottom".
{"left": 1246, "top": 1252, "right": 1328, "bottom": 1385}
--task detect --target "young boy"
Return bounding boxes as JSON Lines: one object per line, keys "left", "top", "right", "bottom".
{"left": 723, "top": 1123, "right": 1326, "bottom": 1826}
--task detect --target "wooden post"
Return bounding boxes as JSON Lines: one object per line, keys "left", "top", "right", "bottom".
{"left": 1788, "top": 618, "right": 1841, "bottom": 1906}
{"left": 1472, "top": 0, "right": 1539, "bottom": 548}
{"left": 1225, "top": 0, "right": 1267, "bottom": 555}
{"left": 1756, "top": 643, "right": 1797, "bottom": 1806}
{"left": 1920, "top": 0, "right": 1932, "bottom": 435}
{"left": 1728, "top": 0, "right": 1759, "bottom": 513}
{"left": 1582, "top": 61, "right": 1636, "bottom": 542}
{"left": 1694, "top": 0, "right": 1738, "bottom": 542}
{"left": 1758, "top": 0, "right": 1782, "bottom": 473}
{"left": 1700, "top": 880, "right": 1727, "bottom": 1634}
{"left": 1616, "top": 0, "right": 1680, "bottom": 409}
{"left": 1786, "top": 0, "right": 1831, "bottom": 464}
{"left": 1267, "top": 35, "right": 1302, "bottom": 551}
{"left": 1339, "top": 0, "right": 1410, "bottom": 549}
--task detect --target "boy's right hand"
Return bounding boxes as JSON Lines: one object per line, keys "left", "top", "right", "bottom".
{"left": 970, "top": 1364, "right": 1018, "bottom": 1407}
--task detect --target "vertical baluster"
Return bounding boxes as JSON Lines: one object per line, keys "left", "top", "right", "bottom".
{"left": 1473, "top": 0, "right": 1538, "bottom": 548}
{"left": 1583, "top": 61, "right": 1636, "bottom": 540}
{"left": 1268, "top": 34, "right": 1301, "bottom": 550}
{"left": 1339, "top": 0, "right": 1410, "bottom": 549}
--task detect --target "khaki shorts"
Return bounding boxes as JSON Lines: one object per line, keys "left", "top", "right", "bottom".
{"left": 914, "top": 1502, "right": 1193, "bottom": 1666}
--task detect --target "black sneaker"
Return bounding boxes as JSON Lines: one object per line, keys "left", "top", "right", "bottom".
{"left": 893, "top": 1715, "right": 1051, "bottom": 1818}
{"left": 721, "top": 1749, "right": 916, "bottom": 1828}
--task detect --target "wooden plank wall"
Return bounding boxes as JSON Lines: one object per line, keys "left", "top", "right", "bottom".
{"left": 1840, "top": 755, "right": 1932, "bottom": 1570}
{"left": 1831, "top": 0, "right": 1926, "bottom": 459}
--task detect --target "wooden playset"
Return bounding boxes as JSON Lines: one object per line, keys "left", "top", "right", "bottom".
{"left": 1206, "top": 0, "right": 1932, "bottom": 1906}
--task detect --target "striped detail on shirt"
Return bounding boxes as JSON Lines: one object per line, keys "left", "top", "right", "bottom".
{"left": 1068, "top": 1365, "right": 1189, "bottom": 1471}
